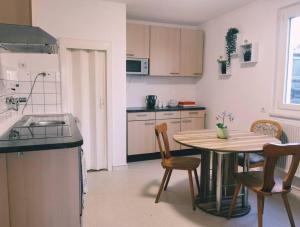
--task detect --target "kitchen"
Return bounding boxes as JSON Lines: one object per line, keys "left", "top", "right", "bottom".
{"left": 1, "top": 0, "right": 300, "bottom": 227}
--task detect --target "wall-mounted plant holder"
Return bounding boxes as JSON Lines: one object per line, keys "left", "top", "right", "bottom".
{"left": 217, "top": 58, "right": 231, "bottom": 77}
{"left": 239, "top": 41, "right": 258, "bottom": 66}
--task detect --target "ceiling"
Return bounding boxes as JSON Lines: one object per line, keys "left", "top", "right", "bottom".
{"left": 104, "top": 0, "right": 253, "bottom": 25}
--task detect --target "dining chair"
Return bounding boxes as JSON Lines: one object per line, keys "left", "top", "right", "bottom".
{"left": 154, "top": 123, "right": 201, "bottom": 210}
{"left": 238, "top": 120, "right": 283, "bottom": 168}
{"left": 228, "top": 143, "right": 300, "bottom": 227}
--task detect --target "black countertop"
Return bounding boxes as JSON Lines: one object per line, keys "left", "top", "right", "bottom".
{"left": 0, "top": 113, "right": 83, "bottom": 153}
{"left": 127, "top": 106, "right": 206, "bottom": 113}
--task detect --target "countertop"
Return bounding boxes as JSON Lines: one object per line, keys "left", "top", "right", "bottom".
{"left": 127, "top": 106, "right": 206, "bottom": 113}
{"left": 0, "top": 113, "right": 83, "bottom": 153}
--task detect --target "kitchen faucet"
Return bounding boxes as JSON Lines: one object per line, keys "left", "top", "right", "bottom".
{"left": 21, "top": 72, "right": 48, "bottom": 114}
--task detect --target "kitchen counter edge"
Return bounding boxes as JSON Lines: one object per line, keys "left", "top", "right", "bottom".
{"left": 127, "top": 106, "right": 206, "bottom": 113}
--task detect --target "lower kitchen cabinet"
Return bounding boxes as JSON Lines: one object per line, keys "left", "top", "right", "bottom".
{"left": 128, "top": 120, "right": 156, "bottom": 155}
{"left": 127, "top": 109, "right": 206, "bottom": 160}
{"left": 156, "top": 119, "right": 181, "bottom": 151}
{"left": 1, "top": 148, "right": 81, "bottom": 227}
{"left": 0, "top": 154, "right": 9, "bottom": 227}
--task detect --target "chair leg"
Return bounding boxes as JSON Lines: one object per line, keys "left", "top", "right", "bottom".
{"left": 257, "top": 194, "right": 264, "bottom": 227}
{"left": 228, "top": 182, "right": 242, "bottom": 219}
{"left": 155, "top": 169, "right": 169, "bottom": 203}
{"left": 193, "top": 169, "right": 200, "bottom": 195}
{"left": 163, "top": 169, "right": 172, "bottom": 191}
{"left": 282, "top": 193, "right": 296, "bottom": 227}
{"left": 262, "top": 196, "right": 265, "bottom": 214}
{"left": 188, "top": 170, "right": 196, "bottom": 210}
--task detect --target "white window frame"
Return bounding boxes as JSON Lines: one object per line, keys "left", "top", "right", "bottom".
{"left": 273, "top": 3, "right": 300, "bottom": 120}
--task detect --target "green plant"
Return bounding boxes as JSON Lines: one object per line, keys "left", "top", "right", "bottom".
{"left": 225, "top": 28, "right": 239, "bottom": 67}
{"left": 216, "top": 111, "right": 234, "bottom": 128}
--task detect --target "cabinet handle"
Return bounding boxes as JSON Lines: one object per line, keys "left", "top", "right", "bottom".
{"left": 144, "top": 122, "right": 154, "bottom": 126}
{"left": 163, "top": 113, "right": 175, "bottom": 116}
{"left": 170, "top": 72, "right": 179, "bottom": 75}
{"left": 193, "top": 73, "right": 201, "bottom": 75}
{"left": 171, "top": 121, "right": 180, "bottom": 124}
{"left": 182, "top": 120, "right": 192, "bottom": 123}
{"left": 136, "top": 114, "right": 147, "bottom": 117}
{"left": 189, "top": 112, "right": 199, "bottom": 115}
{"left": 127, "top": 53, "right": 135, "bottom": 57}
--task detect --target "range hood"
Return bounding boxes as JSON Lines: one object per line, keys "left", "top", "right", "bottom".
{"left": 0, "top": 24, "right": 58, "bottom": 54}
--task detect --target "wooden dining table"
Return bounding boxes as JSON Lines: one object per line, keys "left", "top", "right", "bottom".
{"left": 173, "top": 129, "right": 280, "bottom": 217}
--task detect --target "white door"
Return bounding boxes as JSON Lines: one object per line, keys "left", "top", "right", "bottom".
{"left": 67, "top": 49, "right": 107, "bottom": 170}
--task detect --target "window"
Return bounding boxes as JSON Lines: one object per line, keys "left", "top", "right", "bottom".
{"left": 273, "top": 3, "right": 300, "bottom": 119}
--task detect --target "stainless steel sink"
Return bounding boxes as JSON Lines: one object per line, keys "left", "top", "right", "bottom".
{"left": 29, "top": 120, "right": 66, "bottom": 127}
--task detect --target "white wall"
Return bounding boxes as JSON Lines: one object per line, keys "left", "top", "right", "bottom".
{"left": 127, "top": 76, "right": 201, "bottom": 107}
{"left": 197, "top": 0, "right": 300, "bottom": 130}
{"left": 31, "top": 0, "right": 127, "bottom": 166}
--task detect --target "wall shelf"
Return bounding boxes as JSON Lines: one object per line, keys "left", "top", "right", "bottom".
{"left": 239, "top": 42, "right": 258, "bottom": 66}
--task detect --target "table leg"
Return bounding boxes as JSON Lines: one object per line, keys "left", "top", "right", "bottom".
{"left": 243, "top": 153, "right": 250, "bottom": 207}
{"left": 216, "top": 153, "right": 223, "bottom": 212}
{"left": 199, "top": 150, "right": 211, "bottom": 202}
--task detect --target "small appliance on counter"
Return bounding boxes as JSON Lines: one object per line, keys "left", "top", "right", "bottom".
{"left": 145, "top": 95, "right": 157, "bottom": 108}
{"left": 167, "top": 99, "right": 178, "bottom": 108}
{"left": 178, "top": 101, "right": 197, "bottom": 107}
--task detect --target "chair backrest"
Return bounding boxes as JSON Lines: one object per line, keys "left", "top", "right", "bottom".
{"left": 155, "top": 123, "right": 172, "bottom": 160}
{"left": 251, "top": 120, "right": 282, "bottom": 139}
{"left": 262, "top": 143, "right": 300, "bottom": 192}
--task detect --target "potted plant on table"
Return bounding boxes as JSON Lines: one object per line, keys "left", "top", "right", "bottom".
{"left": 216, "top": 111, "right": 234, "bottom": 139}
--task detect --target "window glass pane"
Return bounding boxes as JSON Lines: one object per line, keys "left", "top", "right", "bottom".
{"left": 286, "top": 16, "right": 300, "bottom": 104}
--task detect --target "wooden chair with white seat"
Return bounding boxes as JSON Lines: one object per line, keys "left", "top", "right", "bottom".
{"left": 154, "top": 123, "right": 201, "bottom": 210}
{"left": 238, "top": 120, "right": 283, "bottom": 168}
{"left": 228, "top": 143, "right": 300, "bottom": 227}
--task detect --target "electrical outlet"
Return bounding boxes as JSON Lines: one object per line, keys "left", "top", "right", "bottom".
{"left": 260, "top": 107, "right": 266, "bottom": 113}
{"left": 18, "top": 62, "right": 27, "bottom": 69}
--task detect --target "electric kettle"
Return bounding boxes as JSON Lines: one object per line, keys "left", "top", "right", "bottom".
{"left": 145, "top": 95, "right": 157, "bottom": 108}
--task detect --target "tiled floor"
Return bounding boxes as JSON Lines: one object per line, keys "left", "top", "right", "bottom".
{"left": 82, "top": 158, "right": 300, "bottom": 227}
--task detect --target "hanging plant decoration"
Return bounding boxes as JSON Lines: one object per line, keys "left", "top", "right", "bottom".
{"left": 225, "top": 28, "right": 239, "bottom": 67}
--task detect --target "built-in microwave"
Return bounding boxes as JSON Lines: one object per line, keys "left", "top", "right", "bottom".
{"left": 126, "top": 58, "right": 149, "bottom": 75}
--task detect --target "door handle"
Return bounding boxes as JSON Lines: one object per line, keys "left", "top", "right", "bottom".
{"left": 99, "top": 97, "right": 105, "bottom": 109}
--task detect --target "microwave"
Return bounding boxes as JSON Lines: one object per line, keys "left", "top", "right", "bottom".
{"left": 126, "top": 58, "right": 149, "bottom": 75}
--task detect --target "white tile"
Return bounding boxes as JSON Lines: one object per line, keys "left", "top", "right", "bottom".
{"left": 56, "top": 93, "right": 62, "bottom": 104}
{"left": 45, "top": 94, "right": 57, "bottom": 105}
{"left": 18, "top": 104, "right": 32, "bottom": 115}
{"left": 43, "top": 71, "right": 56, "bottom": 82}
{"left": 45, "top": 105, "right": 57, "bottom": 113}
{"left": 16, "top": 81, "right": 31, "bottom": 94}
{"left": 32, "top": 94, "right": 44, "bottom": 105}
{"left": 32, "top": 105, "right": 45, "bottom": 113}
{"left": 55, "top": 72, "right": 61, "bottom": 82}
{"left": 32, "top": 82, "right": 44, "bottom": 94}
{"left": 17, "top": 71, "right": 31, "bottom": 81}
{"left": 44, "top": 82, "right": 56, "bottom": 93}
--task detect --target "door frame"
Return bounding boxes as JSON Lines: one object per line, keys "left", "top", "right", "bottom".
{"left": 59, "top": 38, "right": 113, "bottom": 171}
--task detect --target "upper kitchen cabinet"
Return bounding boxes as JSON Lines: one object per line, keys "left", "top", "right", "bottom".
{"left": 127, "top": 23, "right": 150, "bottom": 58}
{"left": 150, "top": 26, "right": 181, "bottom": 76}
{"left": 0, "top": 0, "right": 32, "bottom": 25}
{"left": 180, "top": 29, "right": 204, "bottom": 76}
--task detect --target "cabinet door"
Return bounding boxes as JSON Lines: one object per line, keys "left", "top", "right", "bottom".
{"left": 156, "top": 119, "right": 181, "bottom": 151}
{"left": 181, "top": 118, "right": 205, "bottom": 149}
{"left": 127, "top": 23, "right": 150, "bottom": 58}
{"left": 180, "top": 29, "right": 204, "bottom": 76}
{"left": 6, "top": 149, "right": 80, "bottom": 227}
{"left": 0, "top": 154, "right": 10, "bottom": 227}
{"left": 150, "top": 26, "right": 180, "bottom": 76}
{"left": 0, "top": 0, "right": 31, "bottom": 25}
{"left": 128, "top": 120, "right": 156, "bottom": 155}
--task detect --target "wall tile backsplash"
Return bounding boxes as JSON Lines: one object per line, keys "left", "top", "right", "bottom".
{"left": 0, "top": 53, "right": 61, "bottom": 126}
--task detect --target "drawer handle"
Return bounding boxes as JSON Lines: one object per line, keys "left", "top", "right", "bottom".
{"left": 182, "top": 120, "right": 192, "bottom": 123}
{"left": 170, "top": 72, "right": 179, "bottom": 75}
{"left": 171, "top": 121, "right": 180, "bottom": 124}
{"left": 136, "top": 114, "right": 147, "bottom": 117}
{"left": 127, "top": 53, "right": 135, "bottom": 57}
{"left": 144, "top": 122, "right": 154, "bottom": 126}
{"left": 189, "top": 112, "right": 199, "bottom": 115}
{"left": 163, "top": 113, "right": 174, "bottom": 116}
{"left": 193, "top": 73, "right": 201, "bottom": 75}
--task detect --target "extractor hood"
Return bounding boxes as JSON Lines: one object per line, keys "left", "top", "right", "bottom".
{"left": 0, "top": 24, "right": 58, "bottom": 54}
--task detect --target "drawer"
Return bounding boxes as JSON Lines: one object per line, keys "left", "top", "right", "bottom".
{"left": 181, "top": 110, "right": 205, "bottom": 118}
{"left": 156, "top": 111, "right": 180, "bottom": 120}
{"left": 128, "top": 112, "right": 155, "bottom": 121}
